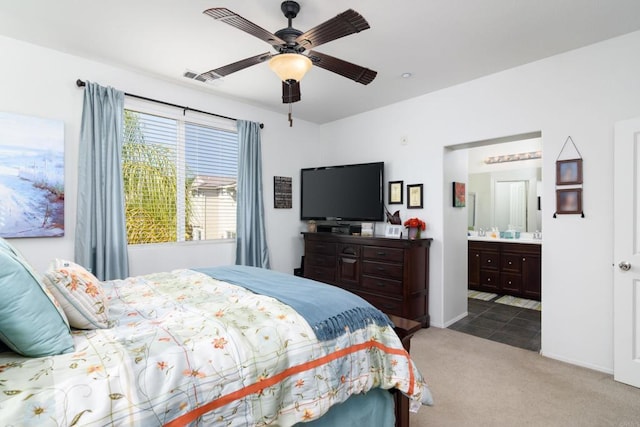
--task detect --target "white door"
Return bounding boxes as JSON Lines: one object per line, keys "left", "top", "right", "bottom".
{"left": 614, "top": 116, "right": 640, "bottom": 388}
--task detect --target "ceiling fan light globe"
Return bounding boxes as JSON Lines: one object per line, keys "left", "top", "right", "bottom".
{"left": 269, "top": 53, "right": 312, "bottom": 82}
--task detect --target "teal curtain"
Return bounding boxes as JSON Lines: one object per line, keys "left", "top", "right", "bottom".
{"left": 75, "top": 82, "right": 129, "bottom": 280}
{"left": 235, "top": 120, "right": 270, "bottom": 268}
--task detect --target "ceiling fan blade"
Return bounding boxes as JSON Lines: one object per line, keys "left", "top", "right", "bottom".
{"left": 200, "top": 52, "right": 273, "bottom": 81}
{"left": 295, "top": 9, "right": 370, "bottom": 50}
{"left": 204, "top": 8, "right": 286, "bottom": 46}
{"left": 307, "top": 50, "right": 377, "bottom": 85}
{"left": 282, "top": 80, "right": 301, "bottom": 104}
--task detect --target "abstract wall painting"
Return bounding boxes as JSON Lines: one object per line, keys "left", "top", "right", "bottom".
{"left": 453, "top": 181, "right": 466, "bottom": 207}
{"left": 0, "top": 112, "right": 64, "bottom": 238}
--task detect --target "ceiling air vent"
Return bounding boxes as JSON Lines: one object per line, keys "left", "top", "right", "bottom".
{"left": 183, "top": 70, "right": 208, "bottom": 83}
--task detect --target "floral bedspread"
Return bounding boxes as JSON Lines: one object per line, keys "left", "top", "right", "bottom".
{"left": 0, "top": 269, "right": 432, "bottom": 426}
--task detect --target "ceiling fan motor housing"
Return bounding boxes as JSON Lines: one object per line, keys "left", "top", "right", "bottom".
{"left": 281, "top": 1, "right": 300, "bottom": 19}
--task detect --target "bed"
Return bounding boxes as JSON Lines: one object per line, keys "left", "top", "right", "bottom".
{"left": 0, "top": 240, "right": 432, "bottom": 426}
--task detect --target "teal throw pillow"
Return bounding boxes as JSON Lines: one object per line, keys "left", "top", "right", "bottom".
{"left": 0, "top": 247, "right": 74, "bottom": 357}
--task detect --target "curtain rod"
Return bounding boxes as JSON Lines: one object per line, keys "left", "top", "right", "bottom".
{"left": 76, "top": 79, "right": 264, "bottom": 129}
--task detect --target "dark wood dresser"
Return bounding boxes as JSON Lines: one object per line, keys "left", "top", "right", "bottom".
{"left": 302, "top": 232, "right": 432, "bottom": 327}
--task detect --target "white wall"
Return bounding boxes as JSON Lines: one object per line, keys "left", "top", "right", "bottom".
{"left": 5, "top": 28, "right": 640, "bottom": 374}
{"left": 321, "top": 30, "right": 640, "bottom": 373}
{"left": 1, "top": 35, "right": 319, "bottom": 276}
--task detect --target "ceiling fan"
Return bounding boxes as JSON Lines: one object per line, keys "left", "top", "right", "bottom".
{"left": 198, "top": 1, "right": 377, "bottom": 109}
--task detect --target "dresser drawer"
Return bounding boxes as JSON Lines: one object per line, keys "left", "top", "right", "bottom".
{"left": 357, "top": 292, "right": 403, "bottom": 317}
{"left": 338, "top": 244, "right": 361, "bottom": 257}
{"left": 361, "top": 275, "right": 403, "bottom": 296}
{"left": 304, "top": 265, "right": 335, "bottom": 283}
{"left": 306, "top": 241, "right": 336, "bottom": 256}
{"left": 362, "top": 246, "right": 404, "bottom": 263}
{"left": 306, "top": 253, "right": 335, "bottom": 268}
{"left": 362, "top": 260, "right": 403, "bottom": 280}
{"left": 480, "top": 252, "right": 499, "bottom": 270}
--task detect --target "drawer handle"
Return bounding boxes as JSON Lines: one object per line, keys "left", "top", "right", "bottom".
{"left": 487, "top": 259, "right": 492, "bottom": 263}
{"left": 508, "top": 281, "right": 512, "bottom": 285}
{"left": 523, "top": 257, "right": 526, "bottom": 261}
{"left": 487, "top": 278, "right": 491, "bottom": 282}
{"left": 508, "top": 261, "right": 512, "bottom": 265}
{"left": 376, "top": 281, "right": 386, "bottom": 287}
{"left": 382, "top": 304, "right": 395, "bottom": 309}
{"left": 377, "top": 251, "right": 387, "bottom": 256}
{"left": 377, "top": 267, "right": 386, "bottom": 271}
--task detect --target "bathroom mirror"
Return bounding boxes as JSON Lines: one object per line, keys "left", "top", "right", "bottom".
{"left": 494, "top": 180, "right": 527, "bottom": 231}
{"left": 467, "top": 192, "right": 476, "bottom": 229}
{"left": 468, "top": 167, "right": 541, "bottom": 232}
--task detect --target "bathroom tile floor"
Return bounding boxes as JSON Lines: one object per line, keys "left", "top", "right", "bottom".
{"left": 448, "top": 297, "right": 541, "bottom": 352}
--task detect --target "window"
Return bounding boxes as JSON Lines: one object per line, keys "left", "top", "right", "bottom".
{"left": 122, "top": 99, "right": 237, "bottom": 244}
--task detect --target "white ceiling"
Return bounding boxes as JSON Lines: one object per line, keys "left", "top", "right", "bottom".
{"left": 2, "top": 1, "right": 640, "bottom": 124}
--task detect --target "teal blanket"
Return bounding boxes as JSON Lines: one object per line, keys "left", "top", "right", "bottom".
{"left": 195, "top": 265, "right": 392, "bottom": 341}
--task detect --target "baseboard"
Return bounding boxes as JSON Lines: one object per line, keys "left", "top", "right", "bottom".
{"left": 442, "top": 311, "right": 468, "bottom": 328}
{"left": 540, "top": 351, "right": 613, "bottom": 375}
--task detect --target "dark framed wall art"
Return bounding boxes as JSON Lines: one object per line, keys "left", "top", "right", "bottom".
{"left": 388, "top": 180, "right": 403, "bottom": 204}
{"left": 556, "top": 159, "right": 583, "bottom": 185}
{"left": 556, "top": 188, "right": 582, "bottom": 214}
{"left": 452, "top": 182, "right": 466, "bottom": 207}
{"left": 407, "top": 184, "right": 423, "bottom": 209}
{"left": 273, "top": 176, "right": 292, "bottom": 209}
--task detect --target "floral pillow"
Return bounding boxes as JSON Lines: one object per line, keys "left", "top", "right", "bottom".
{"left": 42, "top": 259, "right": 110, "bottom": 329}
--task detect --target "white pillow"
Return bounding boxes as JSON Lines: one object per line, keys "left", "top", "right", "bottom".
{"left": 42, "top": 259, "right": 110, "bottom": 329}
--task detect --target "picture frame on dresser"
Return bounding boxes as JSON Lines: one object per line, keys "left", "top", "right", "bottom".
{"left": 385, "top": 224, "right": 403, "bottom": 238}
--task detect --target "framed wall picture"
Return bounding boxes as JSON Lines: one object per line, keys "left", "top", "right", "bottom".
{"left": 388, "top": 180, "right": 403, "bottom": 205}
{"left": 556, "top": 159, "right": 583, "bottom": 185}
{"left": 452, "top": 182, "right": 466, "bottom": 207}
{"left": 407, "top": 184, "right": 423, "bottom": 209}
{"left": 556, "top": 188, "right": 582, "bottom": 214}
{"left": 0, "top": 111, "right": 65, "bottom": 238}
{"left": 273, "top": 176, "right": 292, "bottom": 208}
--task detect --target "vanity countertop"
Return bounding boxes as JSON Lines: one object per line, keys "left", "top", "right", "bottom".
{"left": 468, "top": 235, "right": 542, "bottom": 245}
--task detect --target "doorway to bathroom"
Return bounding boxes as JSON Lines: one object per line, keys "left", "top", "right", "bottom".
{"left": 446, "top": 131, "right": 543, "bottom": 352}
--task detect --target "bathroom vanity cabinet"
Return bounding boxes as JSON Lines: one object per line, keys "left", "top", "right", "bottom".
{"left": 468, "top": 240, "right": 541, "bottom": 300}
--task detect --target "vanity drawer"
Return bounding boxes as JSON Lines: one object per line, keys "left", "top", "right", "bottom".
{"left": 479, "top": 270, "right": 500, "bottom": 291}
{"left": 362, "top": 246, "right": 404, "bottom": 263}
{"left": 362, "top": 260, "right": 403, "bottom": 280}
{"left": 501, "top": 253, "right": 522, "bottom": 273}
{"left": 480, "top": 252, "right": 499, "bottom": 270}
{"left": 501, "top": 273, "right": 522, "bottom": 294}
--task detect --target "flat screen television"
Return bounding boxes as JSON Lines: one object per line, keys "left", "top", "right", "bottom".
{"left": 300, "top": 161, "right": 384, "bottom": 221}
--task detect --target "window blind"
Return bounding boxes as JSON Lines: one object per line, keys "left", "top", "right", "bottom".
{"left": 122, "top": 100, "right": 238, "bottom": 244}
